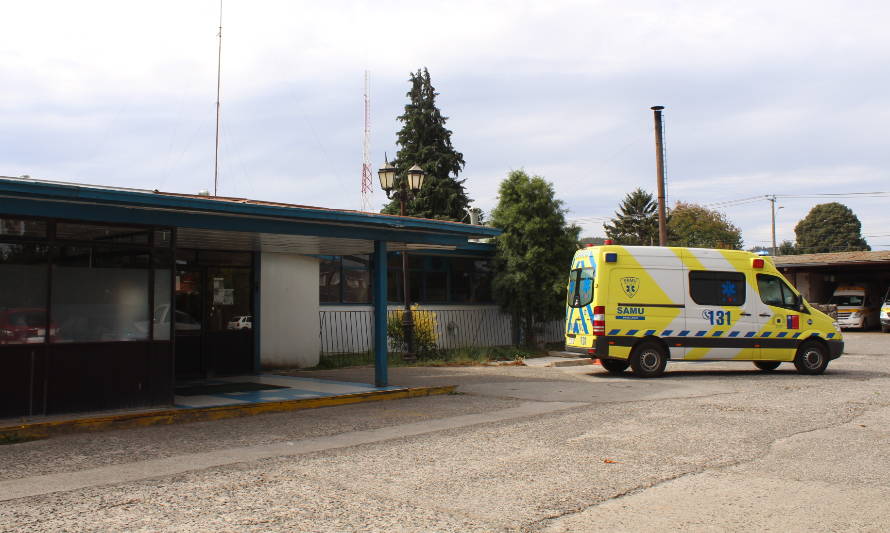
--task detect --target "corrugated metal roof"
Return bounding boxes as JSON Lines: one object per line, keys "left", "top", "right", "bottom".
{"left": 773, "top": 250, "right": 890, "bottom": 267}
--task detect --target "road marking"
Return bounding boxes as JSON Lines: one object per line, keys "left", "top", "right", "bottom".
{"left": 0, "top": 401, "right": 586, "bottom": 502}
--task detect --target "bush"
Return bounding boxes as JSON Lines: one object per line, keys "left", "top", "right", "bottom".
{"left": 388, "top": 304, "right": 439, "bottom": 358}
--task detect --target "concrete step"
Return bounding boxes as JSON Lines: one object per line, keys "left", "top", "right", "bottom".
{"left": 548, "top": 350, "right": 584, "bottom": 358}
{"left": 524, "top": 356, "right": 594, "bottom": 368}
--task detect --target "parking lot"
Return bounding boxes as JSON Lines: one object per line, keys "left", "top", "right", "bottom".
{"left": 2, "top": 332, "right": 889, "bottom": 532}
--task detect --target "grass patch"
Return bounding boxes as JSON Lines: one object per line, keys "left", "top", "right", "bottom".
{"left": 308, "top": 345, "right": 548, "bottom": 371}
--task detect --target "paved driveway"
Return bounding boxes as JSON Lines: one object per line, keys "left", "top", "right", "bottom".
{"left": 2, "top": 332, "right": 889, "bottom": 532}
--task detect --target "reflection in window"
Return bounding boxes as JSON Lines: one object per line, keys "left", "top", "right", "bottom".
{"left": 0, "top": 243, "right": 49, "bottom": 344}
{"left": 342, "top": 255, "right": 371, "bottom": 303}
{"left": 319, "top": 256, "right": 341, "bottom": 303}
{"left": 0, "top": 218, "right": 47, "bottom": 239}
{"left": 56, "top": 222, "right": 150, "bottom": 244}
{"left": 51, "top": 246, "right": 150, "bottom": 342}
{"left": 757, "top": 274, "right": 798, "bottom": 308}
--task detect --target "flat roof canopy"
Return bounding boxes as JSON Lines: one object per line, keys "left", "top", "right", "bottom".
{"left": 0, "top": 176, "right": 499, "bottom": 255}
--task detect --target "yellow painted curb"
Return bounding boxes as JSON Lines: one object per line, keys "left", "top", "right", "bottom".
{"left": 0, "top": 385, "right": 456, "bottom": 442}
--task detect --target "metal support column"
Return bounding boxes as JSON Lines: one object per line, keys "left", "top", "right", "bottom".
{"left": 373, "top": 240, "right": 388, "bottom": 387}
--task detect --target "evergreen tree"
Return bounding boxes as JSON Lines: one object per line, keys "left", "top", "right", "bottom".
{"left": 382, "top": 68, "right": 470, "bottom": 221}
{"left": 668, "top": 202, "right": 743, "bottom": 249}
{"left": 603, "top": 188, "right": 659, "bottom": 245}
{"left": 794, "top": 203, "right": 870, "bottom": 253}
{"left": 491, "top": 170, "right": 580, "bottom": 347}
{"left": 777, "top": 240, "right": 798, "bottom": 255}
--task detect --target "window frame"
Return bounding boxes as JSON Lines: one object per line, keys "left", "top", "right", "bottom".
{"left": 688, "top": 270, "right": 747, "bottom": 307}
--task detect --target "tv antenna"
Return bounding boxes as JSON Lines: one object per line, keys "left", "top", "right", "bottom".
{"left": 361, "top": 70, "right": 373, "bottom": 211}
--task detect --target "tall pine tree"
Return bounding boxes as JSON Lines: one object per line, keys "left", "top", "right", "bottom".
{"left": 382, "top": 68, "right": 471, "bottom": 221}
{"left": 603, "top": 188, "right": 659, "bottom": 245}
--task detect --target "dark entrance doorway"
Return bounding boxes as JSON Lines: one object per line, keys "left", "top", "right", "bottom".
{"left": 174, "top": 250, "right": 254, "bottom": 379}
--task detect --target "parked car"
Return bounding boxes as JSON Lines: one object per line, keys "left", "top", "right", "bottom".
{"left": 227, "top": 315, "right": 252, "bottom": 330}
{"left": 881, "top": 288, "right": 890, "bottom": 333}
{"left": 829, "top": 285, "right": 880, "bottom": 330}
{"left": 0, "top": 308, "right": 57, "bottom": 344}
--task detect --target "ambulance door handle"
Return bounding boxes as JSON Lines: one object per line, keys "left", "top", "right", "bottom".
{"left": 758, "top": 313, "right": 771, "bottom": 317}
{"left": 740, "top": 312, "right": 751, "bottom": 317}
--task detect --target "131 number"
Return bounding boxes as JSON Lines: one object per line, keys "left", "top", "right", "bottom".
{"left": 703, "top": 310, "right": 732, "bottom": 326}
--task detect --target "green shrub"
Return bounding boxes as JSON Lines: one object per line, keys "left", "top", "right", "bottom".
{"left": 388, "top": 304, "right": 439, "bottom": 358}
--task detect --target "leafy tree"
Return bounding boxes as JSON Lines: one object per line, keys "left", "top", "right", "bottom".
{"left": 668, "top": 202, "right": 743, "bottom": 249}
{"left": 382, "top": 68, "right": 471, "bottom": 221}
{"left": 777, "top": 240, "right": 798, "bottom": 255}
{"left": 794, "top": 202, "right": 869, "bottom": 253}
{"left": 579, "top": 236, "right": 606, "bottom": 246}
{"left": 491, "top": 170, "right": 580, "bottom": 347}
{"left": 603, "top": 188, "right": 659, "bottom": 245}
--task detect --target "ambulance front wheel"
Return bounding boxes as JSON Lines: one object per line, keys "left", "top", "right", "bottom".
{"left": 630, "top": 341, "right": 668, "bottom": 378}
{"left": 793, "top": 341, "right": 829, "bottom": 375}
{"left": 600, "top": 358, "right": 630, "bottom": 374}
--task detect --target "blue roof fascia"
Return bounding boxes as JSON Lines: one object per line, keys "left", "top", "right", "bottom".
{"left": 0, "top": 178, "right": 501, "bottom": 238}
{"left": 0, "top": 196, "right": 469, "bottom": 247}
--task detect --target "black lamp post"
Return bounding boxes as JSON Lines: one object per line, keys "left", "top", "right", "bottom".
{"left": 378, "top": 160, "right": 426, "bottom": 361}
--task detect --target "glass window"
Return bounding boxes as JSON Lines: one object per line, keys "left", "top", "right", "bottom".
{"left": 51, "top": 246, "right": 150, "bottom": 342}
{"left": 319, "top": 256, "right": 341, "bottom": 303}
{"left": 425, "top": 271, "right": 448, "bottom": 302}
{"left": 757, "top": 274, "right": 798, "bottom": 308}
{"left": 153, "top": 229, "right": 173, "bottom": 247}
{"left": 343, "top": 269, "right": 371, "bottom": 303}
{"left": 0, "top": 243, "right": 49, "bottom": 344}
{"left": 0, "top": 218, "right": 46, "bottom": 239}
{"left": 472, "top": 260, "right": 494, "bottom": 303}
{"left": 56, "top": 222, "right": 151, "bottom": 244}
{"left": 153, "top": 248, "right": 174, "bottom": 340}
{"left": 387, "top": 268, "right": 402, "bottom": 303}
{"left": 342, "top": 255, "right": 371, "bottom": 303}
{"left": 568, "top": 267, "right": 595, "bottom": 308}
{"left": 689, "top": 271, "right": 746, "bottom": 306}
{"left": 208, "top": 267, "right": 251, "bottom": 332}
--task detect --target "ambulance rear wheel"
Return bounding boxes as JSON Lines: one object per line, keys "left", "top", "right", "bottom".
{"left": 630, "top": 342, "right": 667, "bottom": 378}
{"left": 754, "top": 361, "right": 781, "bottom": 371}
{"left": 600, "top": 358, "right": 630, "bottom": 374}
{"left": 793, "top": 341, "right": 829, "bottom": 375}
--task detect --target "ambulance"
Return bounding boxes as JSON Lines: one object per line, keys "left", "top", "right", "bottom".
{"left": 564, "top": 244, "right": 843, "bottom": 377}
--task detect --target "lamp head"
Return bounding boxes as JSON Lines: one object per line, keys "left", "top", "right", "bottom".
{"left": 377, "top": 161, "right": 397, "bottom": 195}
{"left": 406, "top": 164, "right": 425, "bottom": 192}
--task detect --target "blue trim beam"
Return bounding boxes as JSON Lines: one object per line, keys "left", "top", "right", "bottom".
{"left": 373, "top": 241, "right": 388, "bottom": 387}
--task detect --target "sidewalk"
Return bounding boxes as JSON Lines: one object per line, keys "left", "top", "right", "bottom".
{"left": 0, "top": 374, "right": 453, "bottom": 442}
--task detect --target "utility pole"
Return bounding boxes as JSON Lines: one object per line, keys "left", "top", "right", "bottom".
{"left": 768, "top": 194, "right": 777, "bottom": 255}
{"left": 651, "top": 106, "right": 668, "bottom": 246}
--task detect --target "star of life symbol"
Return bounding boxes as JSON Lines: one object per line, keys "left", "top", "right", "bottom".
{"left": 621, "top": 277, "right": 639, "bottom": 298}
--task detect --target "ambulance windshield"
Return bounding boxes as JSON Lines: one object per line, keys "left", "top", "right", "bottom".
{"left": 830, "top": 295, "right": 864, "bottom": 307}
{"left": 567, "top": 267, "right": 595, "bottom": 308}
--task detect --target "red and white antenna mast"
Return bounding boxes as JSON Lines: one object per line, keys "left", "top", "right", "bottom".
{"left": 361, "top": 70, "right": 373, "bottom": 212}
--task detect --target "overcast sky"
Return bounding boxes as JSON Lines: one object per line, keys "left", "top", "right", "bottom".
{"left": 2, "top": 1, "right": 889, "bottom": 249}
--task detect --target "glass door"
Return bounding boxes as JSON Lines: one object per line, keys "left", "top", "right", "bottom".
{"left": 174, "top": 268, "right": 204, "bottom": 378}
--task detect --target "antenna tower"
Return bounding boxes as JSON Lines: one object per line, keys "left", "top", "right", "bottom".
{"left": 213, "top": 0, "right": 223, "bottom": 196}
{"left": 361, "top": 71, "right": 373, "bottom": 211}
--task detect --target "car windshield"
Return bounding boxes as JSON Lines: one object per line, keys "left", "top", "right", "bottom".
{"left": 567, "top": 267, "right": 595, "bottom": 308}
{"left": 830, "top": 295, "right": 864, "bottom": 306}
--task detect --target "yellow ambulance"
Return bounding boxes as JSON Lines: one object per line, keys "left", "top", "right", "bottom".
{"left": 565, "top": 244, "right": 843, "bottom": 377}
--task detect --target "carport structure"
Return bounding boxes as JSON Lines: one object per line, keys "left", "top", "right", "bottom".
{"left": 774, "top": 251, "right": 890, "bottom": 303}
{"left": 0, "top": 176, "right": 498, "bottom": 418}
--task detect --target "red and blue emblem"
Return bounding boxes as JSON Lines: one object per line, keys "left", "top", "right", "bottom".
{"left": 786, "top": 315, "right": 800, "bottom": 330}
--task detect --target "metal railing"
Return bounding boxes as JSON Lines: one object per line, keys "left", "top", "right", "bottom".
{"left": 319, "top": 308, "right": 564, "bottom": 356}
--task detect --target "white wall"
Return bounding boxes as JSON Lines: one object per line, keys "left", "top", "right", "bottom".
{"left": 260, "top": 252, "right": 320, "bottom": 368}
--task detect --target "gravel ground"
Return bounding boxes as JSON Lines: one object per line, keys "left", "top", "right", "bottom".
{"left": 1, "top": 332, "right": 889, "bottom": 532}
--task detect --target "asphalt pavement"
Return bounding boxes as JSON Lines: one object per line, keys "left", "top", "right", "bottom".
{"left": 1, "top": 332, "right": 889, "bottom": 532}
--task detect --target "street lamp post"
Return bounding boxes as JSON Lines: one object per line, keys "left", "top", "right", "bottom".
{"left": 378, "top": 160, "right": 426, "bottom": 361}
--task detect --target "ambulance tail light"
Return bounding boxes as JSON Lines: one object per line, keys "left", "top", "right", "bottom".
{"left": 592, "top": 306, "right": 606, "bottom": 336}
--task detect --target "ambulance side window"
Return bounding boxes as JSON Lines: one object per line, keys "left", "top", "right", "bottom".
{"left": 756, "top": 274, "right": 798, "bottom": 309}
{"left": 689, "top": 271, "right": 746, "bottom": 306}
